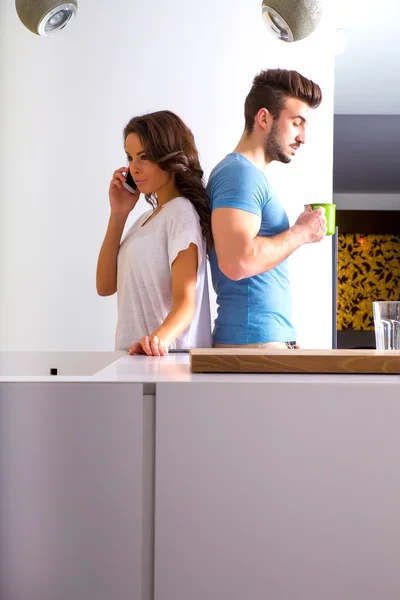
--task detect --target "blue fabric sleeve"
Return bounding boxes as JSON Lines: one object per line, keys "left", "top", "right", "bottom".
{"left": 210, "top": 162, "right": 266, "bottom": 217}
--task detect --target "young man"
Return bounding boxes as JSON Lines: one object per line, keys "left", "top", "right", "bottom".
{"left": 207, "top": 68, "right": 327, "bottom": 348}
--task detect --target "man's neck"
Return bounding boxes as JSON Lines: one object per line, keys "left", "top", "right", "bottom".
{"left": 233, "top": 131, "right": 272, "bottom": 172}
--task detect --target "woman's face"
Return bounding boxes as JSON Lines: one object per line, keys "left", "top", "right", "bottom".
{"left": 125, "top": 132, "right": 175, "bottom": 196}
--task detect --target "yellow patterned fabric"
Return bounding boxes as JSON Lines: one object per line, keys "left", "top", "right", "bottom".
{"left": 337, "top": 233, "right": 400, "bottom": 331}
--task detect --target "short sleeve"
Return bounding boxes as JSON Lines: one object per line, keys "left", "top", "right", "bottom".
{"left": 209, "top": 161, "right": 266, "bottom": 218}
{"left": 166, "top": 201, "right": 204, "bottom": 270}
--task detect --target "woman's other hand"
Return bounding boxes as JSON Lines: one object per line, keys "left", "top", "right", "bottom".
{"left": 128, "top": 334, "right": 168, "bottom": 356}
{"left": 109, "top": 167, "right": 140, "bottom": 217}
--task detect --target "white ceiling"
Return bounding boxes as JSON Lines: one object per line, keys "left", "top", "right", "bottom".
{"left": 334, "top": 0, "right": 400, "bottom": 114}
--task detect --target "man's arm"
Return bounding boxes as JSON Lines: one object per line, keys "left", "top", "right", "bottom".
{"left": 212, "top": 205, "right": 326, "bottom": 281}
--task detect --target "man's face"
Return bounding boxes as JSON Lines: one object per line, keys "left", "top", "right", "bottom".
{"left": 264, "top": 97, "right": 310, "bottom": 164}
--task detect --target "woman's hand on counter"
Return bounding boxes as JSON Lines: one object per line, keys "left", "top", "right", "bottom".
{"left": 128, "top": 334, "right": 168, "bottom": 357}
{"left": 128, "top": 245, "right": 198, "bottom": 357}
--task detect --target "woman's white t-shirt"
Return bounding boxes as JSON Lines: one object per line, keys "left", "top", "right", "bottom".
{"left": 115, "top": 196, "right": 212, "bottom": 351}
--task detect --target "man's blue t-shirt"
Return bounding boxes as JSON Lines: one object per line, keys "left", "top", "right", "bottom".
{"left": 207, "top": 153, "right": 296, "bottom": 344}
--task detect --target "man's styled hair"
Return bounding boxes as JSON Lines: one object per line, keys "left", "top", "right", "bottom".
{"left": 244, "top": 68, "right": 322, "bottom": 133}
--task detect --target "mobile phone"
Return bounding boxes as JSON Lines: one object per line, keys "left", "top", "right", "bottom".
{"left": 123, "top": 170, "right": 137, "bottom": 194}
{"left": 168, "top": 349, "right": 190, "bottom": 353}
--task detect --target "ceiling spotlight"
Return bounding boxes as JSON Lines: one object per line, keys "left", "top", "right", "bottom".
{"left": 15, "top": 0, "right": 78, "bottom": 37}
{"left": 261, "top": 0, "right": 323, "bottom": 42}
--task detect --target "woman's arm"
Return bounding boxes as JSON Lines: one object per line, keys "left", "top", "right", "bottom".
{"left": 96, "top": 166, "right": 140, "bottom": 296}
{"left": 96, "top": 214, "right": 128, "bottom": 296}
{"left": 128, "top": 242, "right": 199, "bottom": 355}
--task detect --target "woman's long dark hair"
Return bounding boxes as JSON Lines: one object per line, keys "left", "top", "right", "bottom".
{"left": 123, "top": 110, "right": 213, "bottom": 248}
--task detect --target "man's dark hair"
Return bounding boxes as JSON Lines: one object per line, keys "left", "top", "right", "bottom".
{"left": 244, "top": 68, "right": 322, "bottom": 133}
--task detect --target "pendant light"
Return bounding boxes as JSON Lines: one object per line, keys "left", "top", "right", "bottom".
{"left": 261, "top": 0, "right": 323, "bottom": 42}
{"left": 15, "top": 0, "right": 78, "bottom": 36}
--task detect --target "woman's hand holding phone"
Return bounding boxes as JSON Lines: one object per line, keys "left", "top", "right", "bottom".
{"left": 109, "top": 167, "right": 140, "bottom": 217}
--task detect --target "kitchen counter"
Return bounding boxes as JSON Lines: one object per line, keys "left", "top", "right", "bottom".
{"left": 95, "top": 351, "right": 400, "bottom": 379}
{"left": 1, "top": 352, "right": 400, "bottom": 600}
{"left": 3, "top": 351, "right": 399, "bottom": 384}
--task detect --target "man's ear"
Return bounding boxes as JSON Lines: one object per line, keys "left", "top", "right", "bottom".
{"left": 256, "top": 108, "right": 271, "bottom": 130}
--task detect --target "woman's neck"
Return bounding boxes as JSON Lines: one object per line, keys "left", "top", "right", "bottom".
{"left": 156, "top": 181, "right": 180, "bottom": 208}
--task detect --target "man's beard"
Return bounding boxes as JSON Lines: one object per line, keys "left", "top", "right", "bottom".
{"left": 264, "top": 120, "right": 291, "bottom": 164}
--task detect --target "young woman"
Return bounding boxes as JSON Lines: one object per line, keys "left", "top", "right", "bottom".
{"left": 96, "top": 110, "right": 212, "bottom": 356}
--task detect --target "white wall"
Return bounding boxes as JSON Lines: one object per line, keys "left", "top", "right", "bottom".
{"left": 0, "top": 0, "right": 335, "bottom": 351}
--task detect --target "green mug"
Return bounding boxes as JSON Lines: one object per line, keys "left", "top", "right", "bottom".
{"left": 310, "top": 203, "right": 336, "bottom": 236}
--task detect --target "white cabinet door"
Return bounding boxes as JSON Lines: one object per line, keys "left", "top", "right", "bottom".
{"left": 0, "top": 383, "right": 153, "bottom": 600}
{"left": 155, "top": 381, "right": 400, "bottom": 600}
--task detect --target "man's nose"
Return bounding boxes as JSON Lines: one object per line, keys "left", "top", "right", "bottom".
{"left": 296, "top": 129, "right": 306, "bottom": 144}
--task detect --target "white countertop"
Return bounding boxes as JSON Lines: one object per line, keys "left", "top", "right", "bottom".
{"left": 1, "top": 352, "right": 399, "bottom": 384}
{"left": 94, "top": 354, "right": 400, "bottom": 385}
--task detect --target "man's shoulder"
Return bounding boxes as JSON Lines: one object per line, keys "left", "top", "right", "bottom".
{"left": 207, "top": 154, "right": 269, "bottom": 214}
{"left": 209, "top": 153, "right": 261, "bottom": 183}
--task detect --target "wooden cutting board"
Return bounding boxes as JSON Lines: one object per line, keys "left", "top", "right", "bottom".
{"left": 190, "top": 348, "right": 400, "bottom": 374}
